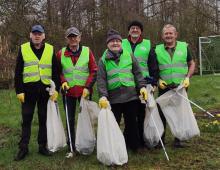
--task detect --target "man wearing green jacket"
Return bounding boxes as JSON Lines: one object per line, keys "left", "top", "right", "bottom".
{"left": 155, "top": 24, "right": 195, "bottom": 148}
{"left": 97, "top": 29, "right": 148, "bottom": 152}
{"left": 122, "top": 20, "right": 159, "bottom": 148}
{"left": 14, "top": 25, "right": 60, "bottom": 161}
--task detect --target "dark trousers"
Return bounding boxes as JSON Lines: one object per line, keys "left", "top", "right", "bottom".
{"left": 158, "top": 88, "right": 180, "bottom": 143}
{"left": 137, "top": 101, "right": 146, "bottom": 147}
{"left": 62, "top": 95, "right": 81, "bottom": 151}
{"left": 111, "top": 100, "right": 140, "bottom": 151}
{"left": 19, "top": 90, "right": 49, "bottom": 149}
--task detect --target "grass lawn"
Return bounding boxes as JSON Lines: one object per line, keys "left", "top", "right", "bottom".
{"left": 0, "top": 75, "right": 220, "bottom": 170}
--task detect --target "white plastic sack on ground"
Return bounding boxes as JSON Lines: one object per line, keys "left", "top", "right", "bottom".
{"left": 156, "top": 85, "right": 200, "bottom": 140}
{"left": 143, "top": 85, "right": 164, "bottom": 148}
{"left": 47, "top": 100, "right": 66, "bottom": 152}
{"left": 97, "top": 107, "right": 128, "bottom": 166}
{"left": 75, "top": 97, "right": 97, "bottom": 155}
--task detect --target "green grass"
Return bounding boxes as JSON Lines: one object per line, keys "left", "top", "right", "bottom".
{"left": 188, "top": 75, "right": 220, "bottom": 111}
{"left": 1, "top": 75, "right": 220, "bottom": 170}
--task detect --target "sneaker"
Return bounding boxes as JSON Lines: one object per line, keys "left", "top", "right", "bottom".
{"left": 39, "top": 147, "right": 52, "bottom": 156}
{"left": 14, "top": 148, "right": 29, "bottom": 161}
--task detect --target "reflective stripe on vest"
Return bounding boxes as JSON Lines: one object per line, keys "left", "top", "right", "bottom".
{"left": 21, "top": 42, "right": 53, "bottom": 85}
{"left": 155, "top": 41, "right": 188, "bottom": 85}
{"left": 122, "top": 39, "right": 151, "bottom": 77}
{"left": 102, "top": 50, "right": 135, "bottom": 90}
{"left": 61, "top": 46, "right": 89, "bottom": 87}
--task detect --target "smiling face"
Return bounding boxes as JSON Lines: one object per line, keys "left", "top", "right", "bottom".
{"left": 30, "top": 32, "right": 45, "bottom": 45}
{"left": 129, "top": 25, "right": 142, "bottom": 38}
{"left": 107, "top": 39, "right": 122, "bottom": 53}
{"left": 162, "top": 25, "right": 178, "bottom": 46}
{"left": 66, "top": 34, "right": 81, "bottom": 48}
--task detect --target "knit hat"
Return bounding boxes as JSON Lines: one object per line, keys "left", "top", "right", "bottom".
{"left": 128, "top": 20, "right": 143, "bottom": 32}
{"left": 106, "top": 29, "right": 122, "bottom": 44}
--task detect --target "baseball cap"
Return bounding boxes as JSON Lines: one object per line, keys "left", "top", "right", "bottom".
{"left": 65, "top": 27, "right": 81, "bottom": 37}
{"left": 31, "top": 25, "right": 44, "bottom": 33}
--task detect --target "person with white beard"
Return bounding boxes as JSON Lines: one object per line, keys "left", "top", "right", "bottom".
{"left": 122, "top": 21, "right": 159, "bottom": 149}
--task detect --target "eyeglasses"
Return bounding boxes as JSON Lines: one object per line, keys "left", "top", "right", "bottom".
{"left": 67, "top": 34, "right": 78, "bottom": 38}
{"left": 130, "top": 26, "right": 141, "bottom": 30}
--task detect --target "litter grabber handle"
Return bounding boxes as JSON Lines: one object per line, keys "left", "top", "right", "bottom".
{"left": 164, "top": 84, "right": 215, "bottom": 118}
{"left": 145, "top": 101, "right": 170, "bottom": 161}
{"left": 63, "top": 88, "right": 74, "bottom": 157}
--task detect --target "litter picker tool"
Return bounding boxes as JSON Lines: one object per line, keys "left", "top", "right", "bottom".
{"left": 166, "top": 84, "right": 215, "bottom": 118}
{"left": 174, "top": 90, "right": 215, "bottom": 118}
{"left": 145, "top": 100, "right": 170, "bottom": 161}
{"left": 64, "top": 88, "right": 74, "bottom": 158}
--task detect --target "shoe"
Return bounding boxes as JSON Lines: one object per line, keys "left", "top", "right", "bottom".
{"left": 154, "top": 143, "right": 162, "bottom": 149}
{"left": 173, "top": 141, "right": 186, "bottom": 148}
{"left": 39, "top": 147, "right": 52, "bottom": 156}
{"left": 14, "top": 148, "right": 29, "bottom": 161}
{"left": 65, "top": 151, "right": 78, "bottom": 158}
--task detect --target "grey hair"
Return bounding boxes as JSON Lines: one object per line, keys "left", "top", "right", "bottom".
{"left": 162, "top": 24, "right": 177, "bottom": 34}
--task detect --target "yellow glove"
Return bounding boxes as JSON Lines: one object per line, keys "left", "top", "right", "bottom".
{"left": 140, "top": 87, "right": 148, "bottom": 101}
{"left": 17, "top": 93, "right": 25, "bottom": 103}
{"left": 99, "top": 97, "right": 109, "bottom": 109}
{"left": 182, "top": 77, "right": 190, "bottom": 88}
{"left": 82, "top": 88, "right": 90, "bottom": 98}
{"left": 50, "top": 90, "right": 58, "bottom": 101}
{"left": 159, "top": 79, "right": 167, "bottom": 90}
{"left": 62, "top": 82, "right": 70, "bottom": 90}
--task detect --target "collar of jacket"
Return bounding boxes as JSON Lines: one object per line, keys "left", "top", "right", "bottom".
{"left": 64, "top": 44, "right": 82, "bottom": 57}
{"left": 128, "top": 35, "right": 143, "bottom": 45}
{"left": 105, "top": 49, "right": 123, "bottom": 60}
{"left": 30, "top": 41, "right": 45, "bottom": 50}
{"left": 164, "top": 41, "right": 177, "bottom": 50}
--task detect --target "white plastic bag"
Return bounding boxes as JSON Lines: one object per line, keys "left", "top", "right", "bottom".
{"left": 97, "top": 107, "right": 128, "bottom": 166}
{"left": 144, "top": 85, "right": 164, "bottom": 148}
{"left": 87, "top": 99, "right": 100, "bottom": 125}
{"left": 75, "top": 97, "right": 97, "bottom": 155}
{"left": 47, "top": 100, "right": 66, "bottom": 152}
{"left": 156, "top": 85, "right": 200, "bottom": 140}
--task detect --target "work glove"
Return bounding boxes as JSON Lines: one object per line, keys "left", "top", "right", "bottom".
{"left": 17, "top": 93, "right": 25, "bottom": 103}
{"left": 182, "top": 77, "right": 190, "bottom": 88}
{"left": 62, "top": 82, "right": 70, "bottom": 91}
{"left": 140, "top": 87, "right": 148, "bottom": 101}
{"left": 99, "top": 96, "right": 109, "bottom": 109}
{"left": 159, "top": 79, "right": 167, "bottom": 90}
{"left": 50, "top": 90, "right": 58, "bottom": 101}
{"left": 82, "top": 88, "right": 90, "bottom": 98}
